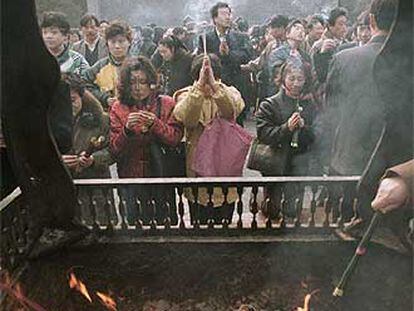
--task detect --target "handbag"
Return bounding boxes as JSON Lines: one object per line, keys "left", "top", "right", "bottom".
{"left": 149, "top": 96, "right": 186, "bottom": 177}
{"left": 191, "top": 117, "right": 253, "bottom": 177}
{"left": 246, "top": 138, "right": 289, "bottom": 176}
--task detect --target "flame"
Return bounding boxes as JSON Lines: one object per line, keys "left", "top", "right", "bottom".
{"left": 68, "top": 272, "right": 92, "bottom": 303}
{"left": 297, "top": 289, "right": 320, "bottom": 311}
{"left": 0, "top": 271, "right": 47, "bottom": 311}
{"left": 97, "top": 291, "right": 117, "bottom": 311}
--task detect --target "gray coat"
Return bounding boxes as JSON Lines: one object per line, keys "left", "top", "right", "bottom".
{"left": 323, "top": 35, "right": 388, "bottom": 175}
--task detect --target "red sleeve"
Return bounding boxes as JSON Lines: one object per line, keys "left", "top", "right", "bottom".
{"left": 110, "top": 102, "right": 145, "bottom": 157}
{"left": 150, "top": 96, "right": 183, "bottom": 147}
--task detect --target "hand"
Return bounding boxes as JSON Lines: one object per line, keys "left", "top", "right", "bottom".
{"left": 298, "top": 117, "right": 305, "bottom": 128}
{"left": 126, "top": 112, "right": 141, "bottom": 130}
{"left": 204, "top": 57, "right": 218, "bottom": 92}
{"left": 219, "top": 41, "right": 229, "bottom": 55}
{"left": 287, "top": 112, "right": 301, "bottom": 132}
{"left": 240, "top": 64, "right": 251, "bottom": 73}
{"left": 197, "top": 56, "right": 209, "bottom": 87}
{"left": 371, "top": 177, "right": 409, "bottom": 214}
{"left": 62, "top": 154, "right": 80, "bottom": 170}
{"left": 107, "top": 97, "right": 117, "bottom": 106}
{"left": 78, "top": 151, "right": 94, "bottom": 169}
{"left": 136, "top": 110, "right": 156, "bottom": 128}
{"left": 320, "top": 39, "right": 336, "bottom": 53}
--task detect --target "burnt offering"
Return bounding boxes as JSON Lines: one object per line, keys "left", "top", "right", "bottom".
{"left": 3, "top": 241, "right": 411, "bottom": 311}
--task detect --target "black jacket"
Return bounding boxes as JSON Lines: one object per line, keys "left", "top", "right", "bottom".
{"left": 197, "top": 28, "right": 253, "bottom": 88}
{"left": 256, "top": 89, "right": 315, "bottom": 175}
{"left": 159, "top": 49, "right": 193, "bottom": 96}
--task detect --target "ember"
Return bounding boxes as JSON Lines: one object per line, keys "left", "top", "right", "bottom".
{"left": 97, "top": 291, "right": 117, "bottom": 311}
{"left": 67, "top": 271, "right": 117, "bottom": 310}
{"left": 0, "top": 271, "right": 47, "bottom": 311}
{"left": 68, "top": 272, "right": 92, "bottom": 303}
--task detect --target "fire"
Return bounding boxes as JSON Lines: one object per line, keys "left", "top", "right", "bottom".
{"left": 68, "top": 272, "right": 92, "bottom": 303}
{"left": 297, "top": 289, "right": 320, "bottom": 311}
{"left": 68, "top": 271, "right": 117, "bottom": 310}
{"left": 0, "top": 271, "right": 47, "bottom": 311}
{"left": 97, "top": 291, "right": 117, "bottom": 311}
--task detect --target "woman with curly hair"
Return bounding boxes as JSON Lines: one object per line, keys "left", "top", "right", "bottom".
{"left": 110, "top": 56, "right": 183, "bottom": 224}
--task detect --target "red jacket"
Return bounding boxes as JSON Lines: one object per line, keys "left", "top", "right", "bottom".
{"left": 110, "top": 94, "right": 183, "bottom": 177}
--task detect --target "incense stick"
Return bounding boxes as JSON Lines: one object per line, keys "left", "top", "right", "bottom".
{"left": 202, "top": 29, "right": 207, "bottom": 56}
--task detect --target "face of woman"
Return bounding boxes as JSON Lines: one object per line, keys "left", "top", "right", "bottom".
{"left": 283, "top": 68, "right": 306, "bottom": 97}
{"left": 107, "top": 34, "right": 130, "bottom": 61}
{"left": 158, "top": 44, "right": 174, "bottom": 61}
{"left": 130, "top": 70, "right": 152, "bottom": 101}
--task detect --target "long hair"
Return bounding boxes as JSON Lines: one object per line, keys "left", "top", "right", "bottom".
{"left": 118, "top": 56, "right": 158, "bottom": 106}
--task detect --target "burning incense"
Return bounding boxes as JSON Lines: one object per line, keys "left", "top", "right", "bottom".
{"left": 202, "top": 28, "right": 207, "bottom": 56}
{"left": 333, "top": 212, "right": 381, "bottom": 297}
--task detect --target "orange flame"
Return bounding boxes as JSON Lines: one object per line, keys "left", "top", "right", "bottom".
{"left": 97, "top": 291, "right": 117, "bottom": 311}
{"left": 0, "top": 271, "right": 47, "bottom": 311}
{"left": 297, "top": 289, "right": 320, "bottom": 311}
{"left": 68, "top": 272, "right": 92, "bottom": 303}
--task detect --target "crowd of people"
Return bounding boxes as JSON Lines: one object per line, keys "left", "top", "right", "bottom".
{"left": 11, "top": 0, "right": 408, "bottom": 225}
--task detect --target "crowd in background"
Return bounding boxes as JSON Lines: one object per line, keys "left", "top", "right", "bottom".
{"left": 22, "top": 0, "right": 400, "bottom": 223}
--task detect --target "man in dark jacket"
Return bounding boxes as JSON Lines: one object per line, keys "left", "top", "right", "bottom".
{"left": 197, "top": 2, "right": 253, "bottom": 122}
{"left": 73, "top": 14, "right": 108, "bottom": 66}
{"left": 321, "top": 0, "right": 398, "bottom": 220}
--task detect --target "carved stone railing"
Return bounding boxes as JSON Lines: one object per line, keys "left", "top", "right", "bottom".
{"left": 74, "top": 176, "right": 361, "bottom": 236}
{"left": 0, "top": 176, "right": 361, "bottom": 270}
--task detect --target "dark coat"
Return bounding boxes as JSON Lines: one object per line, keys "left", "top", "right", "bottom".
{"left": 71, "top": 91, "right": 113, "bottom": 179}
{"left": 72, "top": 37, "right": 108, "bottom": 66}
{"left": 323, "top": 35, "right": 388, "bottom": 175}
{"left": 159, "top": 49, "right": 193, "bottom": 96}
{"left": 197, "top": 28, "right": 253, "bottom": 89}
{"left": 256, "top": 89, "right": 315, "bottom": 175}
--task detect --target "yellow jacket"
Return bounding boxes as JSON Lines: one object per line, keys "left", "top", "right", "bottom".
{"left": 173, "top": 82, "right": 245, "bottom": 207}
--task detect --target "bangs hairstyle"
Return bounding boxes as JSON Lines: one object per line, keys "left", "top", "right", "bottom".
{"left": 276, "top": 57, "right": 312, "bottom": 94}
{"left": 80, "top": 14, "right": 99, "bottom": 27}
{"left": 118, "top": 56, "right": 158, "bottom": 106}
{"left": 210, "top": 2, "right": 231, "bottom": 20}
{"left": 62, "top": 73, "right": 85, "bottom": 97}
{"left": 105, "top": 20, "right": 132, "bottom": 42}
{"left": 40, "top": 11, "right": 70, "bottom": 35}
{"left": 285, "top": 19, "right": 305, "bottom": 34}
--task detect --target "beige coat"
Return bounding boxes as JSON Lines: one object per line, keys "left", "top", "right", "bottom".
{"left": 173, "top": 82, "right": 245, "bottom": 207}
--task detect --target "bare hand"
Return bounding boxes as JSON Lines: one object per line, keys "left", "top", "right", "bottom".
{"left": 136, "top": 110, "right": 156, "bottom": 128}
{"left": 219, "top": 41, "right": 229, "bottom": 55}
{"left": 126, "top": 112, "right": 141, "bottom": 130}
{"left": 107, "top": 97, "right": 117, "bottom": 106}
{"left": 197, "top": 56, "right": 209, "bottom": 87}
{"left": 78, "top": 151, "right": 94, "bottom": 169}
{"left": 371, "top": 177, "right": 409, "bottom": 214}
{"left": 288, "top": 112, "right": 301, "bottom": 132}
{"left": 62, "top": 154, "right": 80, "bottom": 169}
{"left": 320, "top": 39, "right": 336, "bottom": 53}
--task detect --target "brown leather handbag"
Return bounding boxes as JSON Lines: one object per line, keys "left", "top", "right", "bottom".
{"left": 246, "top": 138, "right": 289, "bottom": 176}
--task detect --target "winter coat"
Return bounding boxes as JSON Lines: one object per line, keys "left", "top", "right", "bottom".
{"left": 323, "top": 35, "right": 388, "bottom": 175}
{"left": 256, "top": 89, "right": 315, "bottom": 176}
{"left": 56, "top": 45, "right": 90, "bottom": 76}
{"left": 71, "top": 90, "right": 113, "bottom": 179}
{"left": 197, "top": 28, "right": 253, "bottom": 90}
{"left": 158, "top": 49, "right": 193, "bottom": 96}
{"left": 173, "top": 82, "right": 245, "bottom": 206}
{"left": 110, "top": 94, "right": 183, "bottom": 178}
{"left": 83, "top": 55, "right": 122, "bottom": 110}
{"left": 72, "top": 37, "right": 109, "bottom": 66}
